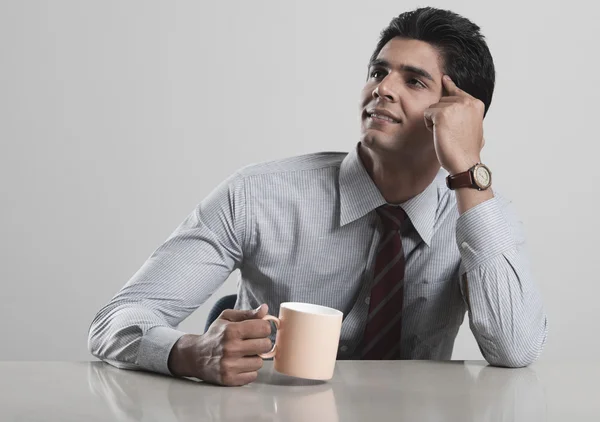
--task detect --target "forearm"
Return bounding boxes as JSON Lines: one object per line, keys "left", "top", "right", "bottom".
{"left": 461, "top": 254, "right": 548, "bottom": 367}
{"left": 88, "top": 171, "right": 248, "bottom": 374}
{"left": 456, "top": 194, "right": 548, "bottom": 367}
{"left": 455, "top": 186, "right": 494, "bottom": 215}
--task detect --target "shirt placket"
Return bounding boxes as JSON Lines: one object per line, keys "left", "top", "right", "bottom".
{"left": 336, "top": 212, "right": 383, "bottom": 359}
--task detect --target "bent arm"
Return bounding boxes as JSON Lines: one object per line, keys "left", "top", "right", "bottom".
{"left": 456, "top": 193, "right": 548, "bottom": 367}
{"left": 88, "top": 172, "right": 249, "bottom": 374}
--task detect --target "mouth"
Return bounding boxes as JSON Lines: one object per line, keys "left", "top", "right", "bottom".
{"left": 364, "top": 110, "right": 401, "bottom": 125}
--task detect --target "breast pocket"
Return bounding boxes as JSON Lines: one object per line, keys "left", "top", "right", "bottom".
{"left": 402, "top": 278, "right": 465, "bottom": 344}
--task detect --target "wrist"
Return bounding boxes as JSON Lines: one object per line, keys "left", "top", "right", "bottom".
{"left": 455, "top": 186, "right": 494, "bottom": 214}
{"left": 445, "top": 156, "right": 481, "bottom": 175}
{"left": 168, "top": 333, "right": 200, "bottom": 377}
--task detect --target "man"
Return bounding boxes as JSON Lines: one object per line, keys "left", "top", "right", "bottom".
{"left": 89, "top": 7, "right": 548, "bottom": 386}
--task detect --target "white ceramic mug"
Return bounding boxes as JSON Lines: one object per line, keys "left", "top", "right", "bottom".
{"left": 259, "top": 302, "right": 343, "bottom": 380}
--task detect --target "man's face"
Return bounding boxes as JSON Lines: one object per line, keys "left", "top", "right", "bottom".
{"left": 360, "top": 37, "right": 445, "bottom": 157}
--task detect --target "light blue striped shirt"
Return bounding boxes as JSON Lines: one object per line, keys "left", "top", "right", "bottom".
{"left": 88, "top": 143, "right": 548, "bottom": 374}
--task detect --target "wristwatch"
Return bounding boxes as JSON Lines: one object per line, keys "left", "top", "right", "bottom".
{"left": 446, "top": 163, "right": 492, "bottom": 191}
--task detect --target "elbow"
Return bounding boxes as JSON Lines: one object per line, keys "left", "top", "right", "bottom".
{"left": 483, "top": 317, "right": 549, "bottom": 368}
{"left": 87, "top": 312, "right": 105, "bottom": 360}
{"left": 87, "top": 306, "right": 124, "bottom": 361}
{"left": 86, "top": 304, "right": 155, "bottom": 369}
{"left": 485, "top": 349, "right": 539, "bottom": 368}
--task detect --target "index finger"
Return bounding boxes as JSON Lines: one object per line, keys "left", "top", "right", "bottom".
{"left": 442, "top": 75, "right": 468, "bottom": 97}
{"left": 237, "top": 318, "right": 272, "bottom": 339}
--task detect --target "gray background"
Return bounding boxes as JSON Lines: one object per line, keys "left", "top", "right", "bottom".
{"left": 1, "top": 0, "right": 596, "bottom": 362}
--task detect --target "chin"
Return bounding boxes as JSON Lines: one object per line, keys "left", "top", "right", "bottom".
{"left": 360, "top": 131, "right": 404, "bottom": 153}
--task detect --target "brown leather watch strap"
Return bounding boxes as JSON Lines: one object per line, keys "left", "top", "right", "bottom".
{"left": 446, "top": 170, "right": 474, "bottom": 190}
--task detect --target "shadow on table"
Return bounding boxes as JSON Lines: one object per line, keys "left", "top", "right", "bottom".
{"left": 87, "top": 361, "right": 546, "bottom": 422}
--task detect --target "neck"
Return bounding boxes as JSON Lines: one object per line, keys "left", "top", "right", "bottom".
{"left": 358, "top": 142, "right": 440, "bottom": 204}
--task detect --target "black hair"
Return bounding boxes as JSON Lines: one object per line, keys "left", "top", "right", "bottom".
{"left": 369, "top": 7, "right": 495, "bottom": 117}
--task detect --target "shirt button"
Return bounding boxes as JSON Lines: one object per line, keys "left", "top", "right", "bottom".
{"left": 364, "top": 297, "right": 370, "bottom": 305}
{"left": 461, "top": 241, "right": 469, "bottom": 249}
{"left": 340, "top": 345, "right": 348, "bottom": 352}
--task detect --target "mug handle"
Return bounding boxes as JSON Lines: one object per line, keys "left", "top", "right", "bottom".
{"left": 258, "top": 315, "right": 280, "bottom": 359}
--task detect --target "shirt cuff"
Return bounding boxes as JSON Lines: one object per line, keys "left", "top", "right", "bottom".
{"left": 136, "top": 326, "right": 186, "bottom": 376}
{"left": 455, "top": 196, "right": 516, "bottom": 272}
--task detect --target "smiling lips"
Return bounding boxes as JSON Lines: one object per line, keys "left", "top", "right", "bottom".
{"left": 365, "top": 109, "right": 401, "bottom": 124}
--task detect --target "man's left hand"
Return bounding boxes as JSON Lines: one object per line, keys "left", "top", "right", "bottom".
{"left": 423, "top": 75, "right": 485, "bottom": 174}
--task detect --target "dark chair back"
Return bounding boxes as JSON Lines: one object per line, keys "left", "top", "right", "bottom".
{"left": 204, "top": 294, "right": 238, "bottom": 333}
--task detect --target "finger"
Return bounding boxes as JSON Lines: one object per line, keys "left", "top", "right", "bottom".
{"left": 423, "top": 105, "right": 451, "bottom": 123}
{"left": 223, "top": 337, "right": 272, "bottom": 357}
{"left": 423, "top": 108, "right": 436, "bottom": 131}
{"left": 238, "top": 337, "right": 274, "bottom": 356}
{"left": 437, "top": 95, "right": 462, "bottom": 102}
{"left": 426, "top": 102, "right": 454, "bottom": 109}
{"left": 230, "top": 371, "right": 259, "bottom": 387}
{"left": 220, "top": 304, "right": 269, "bottom": 323}
{"left": 254, "top": 303, "right": 269, "bottom": 319}
{"left": 234, "top": 356, "right": 264, "bottom": 372}
{"left": 442, "top": 75, "right": 468, "bottom": 97}
{"left": 237, "top": 319, "right": 272, "bottom": 339}
{"left": 220, "top": 362, "right": 260, "bottom": 386}
{"left": 220, "top": 309, "right": 257, "bottom": 323}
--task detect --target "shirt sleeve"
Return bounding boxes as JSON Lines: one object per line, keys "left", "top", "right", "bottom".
{"left": 455, "top": 192, "right": 548, "bottom": 367}
{"left": 87, "top": 171, "right": 249, "bottom": 375}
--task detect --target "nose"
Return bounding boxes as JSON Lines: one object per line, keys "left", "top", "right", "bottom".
{"left": 372, "top": 76, "right": 397, "bottom": 102}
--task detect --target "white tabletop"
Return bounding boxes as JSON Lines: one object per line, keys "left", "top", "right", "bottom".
{"left": 0, "top": 360, "right": 596, "bottom": 421}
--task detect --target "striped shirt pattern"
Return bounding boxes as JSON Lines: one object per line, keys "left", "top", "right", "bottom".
{"left": 88, "top": 143, "right": 548, "bottom": 374}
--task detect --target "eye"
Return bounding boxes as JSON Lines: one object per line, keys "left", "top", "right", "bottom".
{"left": 407, "top": 78, "right": 426, "bottom": 88}
{"left": 370, "top": 69, "right": 386, "bottom": 79}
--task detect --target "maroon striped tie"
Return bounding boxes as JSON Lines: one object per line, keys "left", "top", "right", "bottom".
{"left": 362, "top": 205, "right": 406, "bottom": 360}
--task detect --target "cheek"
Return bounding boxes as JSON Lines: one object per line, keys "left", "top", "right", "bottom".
{"left": 403, "top": 107, "right": 427, "bottom": 129}
{"left": 402, "top": 97, "right": 437, "bottom": 126}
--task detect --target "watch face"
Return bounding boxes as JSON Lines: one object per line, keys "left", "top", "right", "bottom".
{"left": 474, "top": 165, "right": 491, "bottom": 188}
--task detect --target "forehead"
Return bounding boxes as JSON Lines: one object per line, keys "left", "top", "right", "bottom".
{"left": 375, "top": 37, "right": 443, "bottom": 77}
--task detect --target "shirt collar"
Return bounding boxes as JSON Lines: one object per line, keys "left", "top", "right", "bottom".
{"left": 339, "top": 142, "right": 444, "bottom": 246}
{"left": 339, "top": 144, "right": 387, "bottom": 227}
{"left": 399, "top": 171, "right": 442, "bottom": 246}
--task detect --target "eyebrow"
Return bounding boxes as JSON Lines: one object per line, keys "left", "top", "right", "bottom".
{"left": 369, "top": 58, "right": 435, "bottom": 83}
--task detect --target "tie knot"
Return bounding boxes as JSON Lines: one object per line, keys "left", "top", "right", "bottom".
{"left": 377, "top": 205, "right": 406, "bottom": 231}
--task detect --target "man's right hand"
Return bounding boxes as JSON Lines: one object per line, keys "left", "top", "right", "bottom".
{"left": 167, "top": 304, "right": 273, "bottom": 386}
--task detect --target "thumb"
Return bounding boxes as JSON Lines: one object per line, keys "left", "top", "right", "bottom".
{"left": 220, "top": 304, "right": 269, "bottom": 322}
